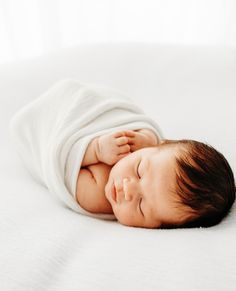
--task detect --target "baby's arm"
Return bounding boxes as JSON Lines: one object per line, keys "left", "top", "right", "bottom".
{"left": 81, "top": 131, "right": 131, "bottom": 167}
{"left": 81, "top": 138, "right": 100, "bottom": 167}
{"left": 125, "top": 128, "right": 160, "bottom": 152}
{"left": 79, "top": 131, "right": 131, "bottom": 213}
{"left": 81, "top": 129, "right": 160, "bottom": 167}
{"left": 76, "top": 163, "right": 112, "bottom": 214}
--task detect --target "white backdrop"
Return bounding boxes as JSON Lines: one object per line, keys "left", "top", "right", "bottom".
{"left": 0, "top": 0, "right": 236, "bottom": 64}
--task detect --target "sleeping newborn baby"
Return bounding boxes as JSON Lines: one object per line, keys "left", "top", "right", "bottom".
{"left": 10, "top": 79, "right": 235, "bottom": 229}
{"left": 77, "top": 129, "right": 235, "bottom": 229}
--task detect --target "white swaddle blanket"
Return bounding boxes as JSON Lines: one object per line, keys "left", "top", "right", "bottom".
{"left": 9, "top": 80, "right": 163, "bottom": 220}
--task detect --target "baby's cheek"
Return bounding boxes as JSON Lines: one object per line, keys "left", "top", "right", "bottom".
{"left": 113, "top": 204, "right": 136, "bottom": 227}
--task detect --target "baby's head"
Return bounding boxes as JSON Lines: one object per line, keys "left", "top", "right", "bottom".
{"left": 104, "top": 140, "right": 235, "bottom": 228}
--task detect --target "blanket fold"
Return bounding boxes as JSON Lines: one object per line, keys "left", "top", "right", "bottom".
{"left": 9, "top": 80, "right": 163, "bottom": 219}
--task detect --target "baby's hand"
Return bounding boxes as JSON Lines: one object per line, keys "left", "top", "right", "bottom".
{"left": 125, "top": 129, "right": 158, "bottom": 152}
{"left": 97, "top": 131, "right": 131, "bottom": 165}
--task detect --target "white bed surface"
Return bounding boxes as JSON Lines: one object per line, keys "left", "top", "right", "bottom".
{"left": 0, "top": 43, "right": 236, "bottom": 291}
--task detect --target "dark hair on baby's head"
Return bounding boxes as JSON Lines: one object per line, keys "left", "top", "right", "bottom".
{"left": 172, "top": 140, "right": 235, "bottom": 228}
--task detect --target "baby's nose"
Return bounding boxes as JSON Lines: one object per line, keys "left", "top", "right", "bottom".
{"left": 123, "top": 178, "right": 137, "bottom": 201}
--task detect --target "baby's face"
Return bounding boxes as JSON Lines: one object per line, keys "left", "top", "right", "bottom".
{"left": 105, "top": 144, "right": 191, "bottom": 228}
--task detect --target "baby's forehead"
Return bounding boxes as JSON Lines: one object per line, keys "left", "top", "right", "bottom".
{"left": 142, "top": 143, "right": 181, "bottom": 157}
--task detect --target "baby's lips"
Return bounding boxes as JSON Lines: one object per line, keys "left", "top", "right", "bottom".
{"left": 111, "top": 182, "right": 117, "bottom": 202}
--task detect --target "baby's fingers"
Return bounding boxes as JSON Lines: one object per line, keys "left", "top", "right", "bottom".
{"left": 116, "top": 136, "right": 129, "bottom": 146}
{"left": 124, "top": 130, "right": 136, "bottom": 137}
{"left": 113, "top": 131, "right": 126, "bottom": 138}
{"left": 118, "top": 144, "right": 130, "bottom": 154}
{"left": 129, "top": 144, "right": 139, "bottom": 152}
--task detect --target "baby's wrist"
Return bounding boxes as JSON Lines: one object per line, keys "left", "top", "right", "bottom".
{"left": 94, "top": 137, "right": 102, "bottom": 162}
{"left": 149, "top": 132, "right": 159, "bottom": 146}
{"left": 140, "top": 129, "right": 159, "bottom": 146}
{"left": 81, "top": 137, "right": 101, "bottom": 166}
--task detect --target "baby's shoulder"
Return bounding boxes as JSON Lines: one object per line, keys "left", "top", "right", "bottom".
{"left": 77, "top": 163, "right": 113, "bottom": 213}
{"left": 87, "top": 163, "right": 112, "bottom": 187}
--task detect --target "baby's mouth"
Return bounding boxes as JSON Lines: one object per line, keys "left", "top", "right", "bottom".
{"left": 111, "top": 182, "right": 117, "bottom": 202}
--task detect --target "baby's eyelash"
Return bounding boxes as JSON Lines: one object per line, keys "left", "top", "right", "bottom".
{"left": 139, "top": 198, "right": 144, "bottom": 216}
{"left": 137, "top": 161, "right": 141, "bottom": 178}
